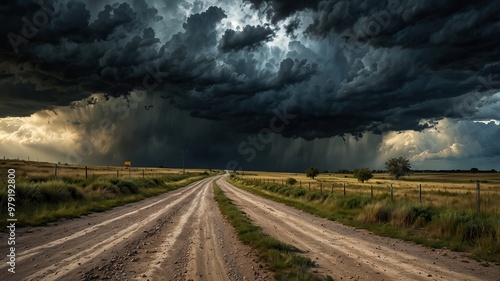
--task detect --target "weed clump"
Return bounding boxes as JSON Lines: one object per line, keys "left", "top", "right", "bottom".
{"left": 358, "top": 202, "right": 392, "bottom": 223}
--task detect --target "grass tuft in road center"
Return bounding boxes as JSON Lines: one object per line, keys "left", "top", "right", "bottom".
{"left": 213, "top": 182, "right": 333, "bottom": 281}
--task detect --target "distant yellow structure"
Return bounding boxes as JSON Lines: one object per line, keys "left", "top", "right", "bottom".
{"left": 124, "top": 161, "right": 131, "bottom": 167}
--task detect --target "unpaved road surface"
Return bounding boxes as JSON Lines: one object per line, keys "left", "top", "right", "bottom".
{"left": 0, "top": 176, "right": 270, "bottom": 281}
{"left": 2, "top": 175, "right": 499, "bottom": 281}
{"left": 217, "top": 176, "right": 500, "bottom": 281}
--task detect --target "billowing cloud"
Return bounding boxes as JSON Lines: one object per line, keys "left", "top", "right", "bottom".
{"left": 219, "top": 25, "right": 276, "bottom": 52}
{"left": 379, "top": 117, "right": 500, "bottom": 168}
{"left": 243, "top": 0, "right": 320, "bottom": 23}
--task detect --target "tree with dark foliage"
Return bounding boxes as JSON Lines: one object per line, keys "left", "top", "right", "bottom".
{"left": 385, "top": 157, "right": 411, "bottom": 180}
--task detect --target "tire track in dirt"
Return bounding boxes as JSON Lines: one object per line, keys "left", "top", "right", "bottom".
{"left": 110, "top": 177, "right": 270, "bottom": 281}
{"left": 0, "top": 177, "right": 210, "bottom": 280}
{"left": 184, "top": 182, "right": 230, "bottom": 281}
{"left": 183, "top": 179, "right": 268, "bottom": 281}
{"left": 21, "top": 177, "right": 214, "bottom": 281}
{"left": 6, "top": 175, "right": 271, "bottom": 281}
{"left": 137, "top": 178, "right": 206, "bottom": 280}
{"left": 217, "top": 176, "right": 500, "bottom": 281}
{"left": 0, "top": 179, "right": 208, "bottom": 273}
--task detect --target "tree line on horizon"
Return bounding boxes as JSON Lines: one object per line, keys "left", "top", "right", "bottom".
{"left": 306, "top": 156, "right": 498, "bottom": 183}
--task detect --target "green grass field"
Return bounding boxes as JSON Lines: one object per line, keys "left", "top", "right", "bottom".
{"left": 230, "top": 171, "right": 500, "bottom": 263}
{"left": 0, "top": 160, "right": 213, "bottom": 229}
{"left": 0, "top": 159, "right": 210, "bottom": 180}
{"left": 238, "top": 171, "right": 500, "bottom": 214}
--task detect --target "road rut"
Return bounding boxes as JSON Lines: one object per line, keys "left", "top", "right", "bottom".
{"left": 0, "top": 176, "right": 269, "bottom": 281}
{"left": 217, "top": 176, "right": 500, "bottom": 281}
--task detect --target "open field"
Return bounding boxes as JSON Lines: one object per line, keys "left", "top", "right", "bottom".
{"left": 0, "top": 159, "right": 210, "bottom": 181}
{"left": 218, "top": 176, "right": 500, "bottom": 280}
{"left": 0, "top": 160, "right": 213, "bottom": 228}
{"left": 237, "top": 171, "right": 500, "bottom": 214}
{"left": 230, "top": 170, "right": 500, "bottom": 263}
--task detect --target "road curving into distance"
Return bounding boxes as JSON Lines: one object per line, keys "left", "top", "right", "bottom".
{"left": 217, "top": 175, "right": 500, "bottom": 281}
{"left": 1, "top": 174, "right": 499, "bottom": 281}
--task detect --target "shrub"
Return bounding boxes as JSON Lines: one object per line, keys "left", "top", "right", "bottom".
{"left": 292, "top": 189, "right": 307, "bottom": 198}
{"left": 358, "top": 202, "right": 392, "bottom": 223}
{"left": 116, "top": 180, "right": 139, "bottom": 194}
{"left": 89, "top": 179, "right": 115, "bottom": 191}
{"left": 37, "top": 180, "right": 75, "bottom": 204}
{"left": 66, "top": 185, "right": 84, "bottom": 199}
{"left": 306, "top": 192, "right": 322, "bottom": 201}
{"left": 15, "top": 183, "right": 43, "bottom": 205}
{"left": 392, "top": 205, "right": 434, "bottom": 228}
{"left": 432, "top": 211, "right": 496, "bottom": 246}
{"left": 286, "top": 178, "right": 297, "bottom": 186}
{"left": 338, "top": 197, "right": 368, "bottom": 209}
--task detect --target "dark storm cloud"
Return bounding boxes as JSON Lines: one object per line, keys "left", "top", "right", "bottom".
{"left": 1, "top": 0, "right": 499, "bottom": 142}
{"left": 219, "top": 25, "right": 276, "bottom": 53}
{"left": 192, "top": 0, "right": 499, "bottom": 140}
{"left": 0, "top": 1, "right": 316, "bottom": 118}
{"left": 244, "top": 0, "right": 320, "bottom": 23}
{"left": 284, "top": 18, "right": 300, "bottom": 38}
{"left": 0, "top": 81, "right": 88, "bottom": 118}
{"left": 0, "top": 0, "right": 165, "bottom": 109}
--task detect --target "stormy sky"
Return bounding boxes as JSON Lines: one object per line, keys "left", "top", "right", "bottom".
{"left": 0, "top": 0, "right": 499, "bottom": 171}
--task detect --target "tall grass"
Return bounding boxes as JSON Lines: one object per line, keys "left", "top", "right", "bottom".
{"left": 230, "top": 177, "right": 500, "bottom": 263}
{"left": 0, "top": 173, "right": 208, "bottom": 229}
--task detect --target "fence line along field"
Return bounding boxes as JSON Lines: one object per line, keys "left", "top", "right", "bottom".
{"left": 0, "top": 159, "right": 208, "bottom": 180}
{"left": 237, "top": 170, "right": 500, "bottom": 214}
{"left": 0, "top": 159, "right": 214, "bottom": 229}
{"left": 231, "top": 170, "right": 500, "bottom": 262}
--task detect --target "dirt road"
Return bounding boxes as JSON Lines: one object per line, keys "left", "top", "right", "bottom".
{"left": 2, "top": 175, "right": 499, "bottom": 281}
{"left": 0, "top": 176, "right": 270, "bottom": 281}
{"left": 217, "top": 176, "right": 500, "bottom": 281}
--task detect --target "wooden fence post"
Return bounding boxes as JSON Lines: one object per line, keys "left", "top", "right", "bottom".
{"left": 85, "top": 166, "right": 88, "bottom": 179}
{"left": 308, "top": 182, "right": 311, "bottom": 191}
{"left": 476, "top": 180, "right": 480, "bottom": 213}
{"left": 320, "top": 182, "right": 322, "bottom": 194}
{"left": 419, "top": 184, "right": 422, "bottom": 203}
{"left": 55, "top": 164, "right": 58, "bottom": 177}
